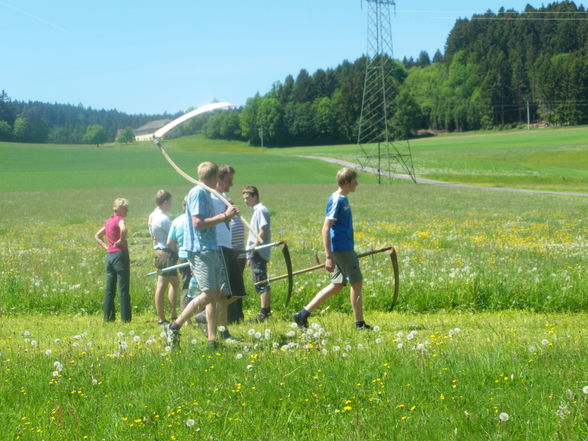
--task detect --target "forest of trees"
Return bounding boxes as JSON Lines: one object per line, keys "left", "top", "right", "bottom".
{"left": 1, "top": 1, "right": 586, "bottom": 147}
{"left": 0, "top": 91, "right": 175, "bottom": 144}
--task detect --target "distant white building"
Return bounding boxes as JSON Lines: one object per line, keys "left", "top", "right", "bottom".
{"left": 133, "top": 119, "right": 171, "bottom": 141}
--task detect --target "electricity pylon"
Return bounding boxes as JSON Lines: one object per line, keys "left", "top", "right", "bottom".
{"left": 356, "top": 0, "right": 416, "bottom": 183}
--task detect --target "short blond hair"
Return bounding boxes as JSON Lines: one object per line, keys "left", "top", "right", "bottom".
{"left": 155, "top": 189, "right": 172, "bottom": 206}
{"left": 112, "top": 197, "right": 129, "bottom": 211}
{"left": 336, "top": 167, "right": 357, "bottom": 186}
{"left": 198, "top": 161, "right": 218, "bottom": 181}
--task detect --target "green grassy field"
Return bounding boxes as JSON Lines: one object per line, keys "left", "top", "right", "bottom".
{"left": 1, "top": 129, "right": 587, "bottom": 440}
{"left": 278, "top": 126, "right": 588, "bottom": 193}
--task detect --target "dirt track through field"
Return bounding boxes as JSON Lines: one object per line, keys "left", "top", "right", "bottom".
{"left": 299, "top": 155, "right": 588, "bottom": 198}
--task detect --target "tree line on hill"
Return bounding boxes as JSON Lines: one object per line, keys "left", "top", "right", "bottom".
{"left": 1, "top": 1, "right": 586, "bottom": 147}
{"left": 0, "top": 92, "right": 174, "bottom": 145}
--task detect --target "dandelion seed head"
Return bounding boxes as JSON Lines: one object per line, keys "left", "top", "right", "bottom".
{"left": 375, "top": 338, "right": 382, "bottom": 344}
{"left": 236, "top": 353, "right": 243, "bottom": 359}
{"left": 541, "top": 339, "right": 549, "bottom": 346}
{"left": 186, "top": 418, "right": 195, "bottom": 427}
{"left": 373, "top": 326, "right": 380, "bottom": 332}
{"left": 498, "top": 412, "right": 509, "bottom": 422}
{"left": 218, "top": 326, "right": 226, "bottom": 332}
{"left": 582, "top": 386, "right": 588, "bottom": 394}
{"left": 45, "top": 349, "right": 52, "bottom": 356}
{"left": 247, "top": 329, "right": 256, "bottom": 336}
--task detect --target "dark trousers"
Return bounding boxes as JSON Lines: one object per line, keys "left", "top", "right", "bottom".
{"left": 227, "top": 257, "right": 246, "bottom": 324}
{"left": 104, "top": 250, "right": 131, "bottom": 322}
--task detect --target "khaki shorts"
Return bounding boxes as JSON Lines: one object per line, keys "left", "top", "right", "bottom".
{"left": 154, "top": 249, "right": 178, "bottom": 275}
{"left": 331, "top": 249, "right": 363, "bottom": 285}
{"left": 188, "top": 250, "right": 223, "bottom": 292}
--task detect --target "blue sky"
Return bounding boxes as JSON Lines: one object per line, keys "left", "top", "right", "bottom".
{"left": 1, "top": 0, "right": 544, "bottom": 115}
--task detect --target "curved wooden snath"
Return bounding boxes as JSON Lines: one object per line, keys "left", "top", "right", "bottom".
{"left": 388, "top": 247, "right": 400, "bottom": 311}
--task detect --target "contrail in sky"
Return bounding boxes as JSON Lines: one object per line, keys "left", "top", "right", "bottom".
{"left": 0, "top": 0, "right": 67, "bottom": 32}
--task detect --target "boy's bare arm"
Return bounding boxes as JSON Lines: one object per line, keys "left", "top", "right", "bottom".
{"left": 193, "top": 204, "right": 239, "bottom": 231}
{"left": 322, "top": 218, "right": 335, "bottom": 272}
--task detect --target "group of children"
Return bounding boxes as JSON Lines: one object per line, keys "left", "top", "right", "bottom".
{"left": 94, "top": 164, "right": 370, "bottom": 347}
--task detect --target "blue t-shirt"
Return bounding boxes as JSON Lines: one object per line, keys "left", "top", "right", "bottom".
{"left": 183, "top": 186, "right": 217, "bottom": 253}
{"left": 325, "top": 191, "right": 354, "bottom": 252}
{"left": 168, "top": 213, "right": 188, "bottom": 258}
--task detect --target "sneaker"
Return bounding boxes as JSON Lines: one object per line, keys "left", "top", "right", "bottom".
{"left": 292, "top": 311, "right": 308, "bottom": 329}
{"left": 219, "top": 330, "right": 243, "bottom": 344}
{"left": 164, "top": 323, "right": 181, "bottom": 348}
{"left": 356, "top": 322, "right": 372, "bottom": 331}
{"left": 250, "top": 311, "right": 271, "bottom": 323}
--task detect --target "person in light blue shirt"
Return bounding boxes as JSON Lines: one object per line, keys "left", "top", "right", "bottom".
{"left": 167, "top": 197, "right": 192, "bottom": 316}
{"left": 293, "top": 167, "right": 371, "bottom": 331}
{"left": 164, "top": 161, "right": 239, "bottom": 349}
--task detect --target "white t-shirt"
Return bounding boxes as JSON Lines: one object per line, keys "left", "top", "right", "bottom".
{"left": 148, "top": 208, "right": 171, "bottom": 250}
{"left": 212, "top": 193, "right": 232, "bottom": 249}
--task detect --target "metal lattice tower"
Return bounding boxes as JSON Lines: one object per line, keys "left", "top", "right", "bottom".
{"left": 356, "top": 0, "right": 416, "bottom": 183}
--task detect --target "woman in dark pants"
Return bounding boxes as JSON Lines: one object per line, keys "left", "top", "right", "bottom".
{"left": 95, "top": 198, "right": 132, "bottom": 322}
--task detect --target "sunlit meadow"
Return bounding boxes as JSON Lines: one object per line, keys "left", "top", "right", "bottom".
{"left": 1, "top": 135, "right": 587, "bottom": 440}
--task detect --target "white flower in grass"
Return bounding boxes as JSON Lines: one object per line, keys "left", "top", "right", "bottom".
{"left": 119, "top": 341, "right": 128, "bottom": 350}
{"left": 87, "top": 342, "right": 93, "bottom": 348}
{"left": 341, "top": 353, "right": 349, "bottom": 358}
{"left": 397, "top": 343, "right": 404, "bottom": 349}
{"left": 186, "top": 418, "right": 195, "bottom": 427}
{"left": 541, "top": 339, "right": 549, "bottom": 346}
{"left": 498, "top": 412, "right": 509, "bottom": 422}
{"left": 344, "top": 345, "right": 351, "bottom": 352}
{"left": 128, "top": 330, "right": 135, "bottom": 336}
{"left": 373, "top": 326, "right": 380, "bottom": 332}
{"left": 164, "top": 346, "right": 171, "bottom": 352}
{"left": 133, "top": 336, "right": 140, "bottom": 343}
{"left": 453, "top": 328, "right": 461, "bottom": 334}
{"left": 289, "top": 323, "right": 298, "bottom": 329}
{"left": 281, "top": 345, "right": 289, "bottom": 351}
{"left": 311, "top": 323, "right": 320, "bottom": 330}
{"left": 92, "top": 378, "right": 98, "bottom": 385}
{"left": 357, "top": 343, "right": 364, "bottom": 350}
{"left": 272, "top": 342, "right": 279, "bottom": 349}
{"left": 191, "top": 339, "right": 198, "bottom": 345}
{"left": 52, "top": 371, "right": 59, "bottom": 377}
{"left": 236, "top": 353, "right": 243, "bottom": 359}
{"left": 218, "top": 326, "right": 226, "bottom": 332}
{"left": 264, "top": 329, "right": 271, "bottom": 338}
{"left": 45, "top": 349, "right": 53, "bottom": 356}
{"left": 582, "top": 386, "right": 588, "bottom": 394}
{"left": 247, "top": 329, "right": 256, "bottom": 336}
{"left": 416, "top": 343, "right": 425, "bottom": 351}
{"left": 407, "top": 331, "right": 416, "bottom": 340}
{"left": 81, "top": 332, "right": 88, "bottom": 338}
{"left": 24, "top": 338, "right": 30, "bottom": 344}
{"left": 332, "top": 346, "right": 340, "bottom": 352}
{"left": 528, "top": 345, "right": 536, "bottom": 353}
{"left": 254, "top": 332, "right": 262, "bottom": 339}
{"left": 54, "top": 339, "right": 61, "bottom": 344}
{"left": 160, "top": 331, "right": 166, "bottom": 338}
{"left": 72, "top": 335, "right": 81, "bottom": 340}
{"left": 146, "top": 339, "right": 154, "bottom": 345}
{"left": 23, "top": 331, "right": 31, "bottom": 337}
{"left": 375, "top": 338, "right": 382, "bottom": 344}
{"left": 117, "top": 331, "right": 124, "bottom": 338}
{"left": 396, "top": 332, "right": 404, "bottom": 339}
{"left": 72, "top": 342, "right": 79, "bottom": 348}
{"left": 30, "top": 340, "right": 38, "bottom": 347}
{"left": 286, "top": 330, "right": 296, "bottom": 338}
{"left": 246, "top": 364, "right": 253, "bottom": 370}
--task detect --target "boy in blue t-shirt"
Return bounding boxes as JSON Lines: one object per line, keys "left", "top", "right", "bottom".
{"left": 293, "top": 167, "right": 371, "bottom": 330}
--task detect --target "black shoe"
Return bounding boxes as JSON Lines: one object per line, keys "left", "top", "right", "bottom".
{"left": 250, "top": 311, "right": 270, "bottom": 323}
{"left": 356, "top": 322, "right": 372, "bottom": 331}
{"left": 292, "top": 311, "right": 308, "bottom": 329}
